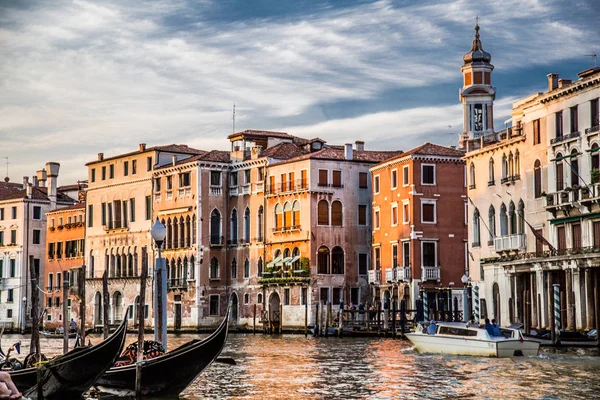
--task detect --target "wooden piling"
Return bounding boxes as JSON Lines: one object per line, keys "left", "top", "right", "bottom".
{"left": 102, "top": 269, "right": 109, "bottom": 339}
{"left": 29, "top": 256, "right": 43, "bottom": 399}
{"left": 304, "top": 302, "right": 308, "bottom": 338}
{"left": 135, "top": 251, "right": 148, "bottom": 400}
{"left": 376, "top": 302, "right": 381, "bottom": 335}
{"left": 280, "top": 304, "right": 283, "bottom": 334}
{"left": 253, "top": 304, "right": 256, "bottom": 335}
{"left": 400, "top": 299, "right": 406, "bottom": 339}
{"left": 314, "top": 302, "right": 319, "bottom": 336}
{"left": 63, "top": 280, "right": 69, "bottom": 354}
{"left": 79, "top": 264, "right": 86, "bottom": 346}
{"left": 325, "top": 302, "right": 331, "bottom": 338}
{"left": 392, "top": 301, "right": 397, "bottom": 338}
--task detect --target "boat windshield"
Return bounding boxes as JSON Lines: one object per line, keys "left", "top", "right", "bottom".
{"left": 438, "top": 326, "right": 478, "bottom": 337}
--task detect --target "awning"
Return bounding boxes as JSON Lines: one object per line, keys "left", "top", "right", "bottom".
{"left": 266, "top": 256, "right": 282, "bottom": 269}
{"left": 286, "top": 256, "right": 300, "bottom": 265}
{"left": 551, "top": 211, "right": 600, "bottom": 225}
{"left": 277, "top": 257, "right": 292, "bottom": 267}
{"left": 551, "top": 152, "right": 581, "bottom": 162}
{"left": 587, "top": 147, "right": 600, "bottom": 153}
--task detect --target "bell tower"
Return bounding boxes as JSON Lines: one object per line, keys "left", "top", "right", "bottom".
{"left": 459, "top": 23, "right": 496, "bottom": 149}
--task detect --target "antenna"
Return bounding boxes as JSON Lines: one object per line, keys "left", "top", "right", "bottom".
{"left": 475, "top": 15, "right": 479, "bottom": 25}
{"left": 2, "top": 157, "right": 8, "bottom": 182}
{"left": 232, "top": 104, "right": 236, "bottom": 135}
{"left": 585, "top": 53, "right": 597, "bottom": 67}
{"left": 447, "top": 125, "right": 453, "bottom": 146}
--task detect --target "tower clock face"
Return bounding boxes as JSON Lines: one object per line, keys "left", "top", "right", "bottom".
{"left": 474, "top": 104, "right": 483, "bottom": 131}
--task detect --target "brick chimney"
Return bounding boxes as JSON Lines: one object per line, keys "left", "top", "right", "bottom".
{"left": 26, "top": 182, "right": 32, "bottom": 198}
{"left": 32, "top": 176, "right": 38, "bottom": 187}
{"left": 22, "top": 176, "right": 28, "bottom": 190}
{"left": 139, "top": 143, "right": 146, "bottom": 152}
{"left": 558, "top": 79, "right": 572, "bottom": 88}
{"left": 98, "top": 153, "right": 104, "bottom": 161}
{"left": 36, "top": 169, "right": 47, "bottom": 187}
{"left": 547, "top": 73, "right": 559, "bottom": 92}
{"left": 45, "top": 162, "right": 60, "bottom": 210}
{"left": 355, "top": 141, "right": 365, "bottom": 151}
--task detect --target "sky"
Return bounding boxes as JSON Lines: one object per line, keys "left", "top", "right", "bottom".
{"left": 1, "top": 0, "right": 599, "bottom": 184}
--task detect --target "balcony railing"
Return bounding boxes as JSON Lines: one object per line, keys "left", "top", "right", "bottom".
{"left": 104, "top": 220, "right": 128, "bottom": 231}
{"left": 367, "top": 270, "right": 381, "bottom": 285}
{"left": 500, "top": 175, "right": 520, "bottom": 185}
{"left": 227, "top": 239, "right": 238, "bottom": 246}
{"left": 210, "top": 235, "right": 224, "bottom": 247}
{"left": 209, "top": 273, "right": 220, "bottom": 281}
{"left": 488, "top": 180, "right": 495, "bottom": 186}
{"left": 209, "top": 186, "right": 222, "bottom": 196}
{"left": 168, "top": 278, "right": 187, "bottom": 290}
{"left": 385, "top": 266, "right": 411, "bottom": 282}
{"left": 421, "top": 266, "right": 440, "bottom": 281}
{"left": 585, "top": 125, "right": 600, "bottom": 135}
{"left": 551, "top": 130, "right": 580, "bottom": 145}
{"left": 265, "top": 179, "right": 308, "bottom": 195}
{"left": 229, "top": 186, "right": 239, "bottom": 196}
{"left": 385, "top": 269, "right": 394, "bottom": 282}
{"left": 255, "top": 181, "right": 264, "bottom": 193}
{"left": 241, "top": 184, "right": 251, "bottom": 195}
{"left": 494, "top": 233, "right": 526, "bottom": 252}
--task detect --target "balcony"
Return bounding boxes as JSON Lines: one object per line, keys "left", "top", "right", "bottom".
{"left": 551, "top": 130, "right": 580, "bottom": 145}
{"left": 265, "top": 179, "right": 309, "bottom": 196}
{"left": 241, "top": 184, "right": 251, "bottom": 195}
{"left": 103, "top": 220, "right": 128, "bottom": 231}
{"left": 368, "top": 270, "right": 381, "bottom": 285}
{"left": 585, "top": 125, "right": 600, "bottom": 135}
{"left": 178, "top": 187, "right": 191, "bottom": 197}
{"left": 397, "top": 266, "right": 411, "bottom": 281}
{"left": 488, "top": 180, "right": 495, "bottom": 186}
{"left": 500, "top": 174, "right": 520, "bottom": 185}
{"left": 421, "top": 266, "right": 440, "bottom": 281}
{"left": 385, "top": 268, "right": 394, "bottom": 283}
{"left": 209, "top": 235, "right": 224, "bottom": 247}
{"left": 209, "top": 186, "right": 222, "bottom": 196}
{"left": 229, "top": 186, "right": 239, "bottom": 196}
{"left": 255, "top": 181, "right": 264, "bottom": 193}
{"left": 545, "top": 186, "right": 597, "bottom": 216}
{"left": 227, "top": 239, "right": 238, "bottom": 246}
{"left": 494, "top": 233, "right": 526, "bottom": 253}
{"left": 168, "top": 278, "right": 187, "bottom": 290}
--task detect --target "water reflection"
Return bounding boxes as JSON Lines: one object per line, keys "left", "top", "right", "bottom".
{"left": 2, "top": 333, "right": 599, "bottom": 399}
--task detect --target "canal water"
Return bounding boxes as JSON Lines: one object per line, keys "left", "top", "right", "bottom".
{"left": 5, "top": 333, "right": 600, "bottom": 399}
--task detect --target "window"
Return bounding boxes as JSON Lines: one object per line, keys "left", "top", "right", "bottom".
{"left": 87, "top": 205, "right": 93, "bottom": 227}
{"left": 209, "top": 295, "right": 219, "bottom": 316}
{"left": 10, "top": 230, "right": 16, "bottom": 244}
{"left": 473, "top": 209, "right": 480, "bottom": 246}
{"left": 210, "top": 171, "right": 221, "bottom": 186}
{"left": 284, "top": 288, "right": 290, "bottom": 305}
{"left": 231, "top": 259, "right": 237, "bottom": 279}
{"left": 358, "top": 253, "right": 368, "bottom": 275}
{"left": 318, "top": 169, "right": 328, "bottom": 186}
{"left": 179, "top": 172, "right": 191, "bottom": 187}
{"left": 274, "top": 203, "right": 283, "bottom": 230}
{"left": 469, "top": 163, "right": 475, "bottom": 189}
{"left": 301, "top": 287, "right": 308, "bottom": 305}
{"left": 109, "top": 164, "right": 114, "bottom": 179}
{"left": 570, "top": 106, "right": 578, "bottom": 133}
{"left": 555, "top": 111, "right": 563, "bottom": 138}
{"left": 102, "top": 166, "right": 106, "bottom": 180}
{"left": 331, "top": 247, "right": 344, "bottom": 274}
{"left": 374, "top": 175, "right": 380, "bottom": 193}
{"left": 33, "top": 206, "right": 42, "bottom": 220}
{"left": 359, "top": 172, "right": 368, "bottom": 189}
{"left": 373, "top": 208, "right": 380, "bottom": 229}
{"left": 244, "top": 259, "right": 249, "bottom": 278}
{"left": 403, "top": 166, "right": 409, "bottom": 186}
{"left": 317, "top": 200, "right": 329, "bottom": 225}
{"left": 154, "top": 177, "right": 161, "bottom": 192}
{"left": 534, "top": 160, "right": 542, "bottom": 198}
{"left": 56, "top": 242, "right": 63, "bottom": 259}
{"left": 332, "top": 170, "right": 342, "bottom": 188}
{"left": 211, "top": 210, "right": 221, "bottom": 243}
{"left": 391, "top": 169, "right": 398, "bottom": 189}
{"left": 422, "top": 242, "right": 436, "bottom": 267}
{"left": 320, "top": 287, "right": 330, "bottom": 304}
{"left": 473, "top": 103, "right": 483, "bottom": 131}
{"left": 91, "top": 168, "right": 96, "bottom": 183}
{"left": 258, "top": 167, "right": 265, "bottom": 182}
{"left": 32, "top": 230, "right": 41, "bottom": 245}
{"left": 374, "top": 247, "right": 381, "bottom": 269}
{"left": 488, "top": 158, "right": 495, "bottom": 185}
{"left": 7, "top": 289, "right": 13, "bottom": 303}
{"left": 132, "top": 159, "right": 137, "bottom": 175}
{"left": 331, "top": 201, "right": 343, "bottom": 226}
{"left": 402, "top": 202, "right": 409, "bottom": 224}
{"left": 231, "top": 172, "right": 239, "bottom": 187}
{"left": 533, "top": 119, "right": 541, "bottom": 145}
{"left": 332, "top": 288, "right": 341, "bottom": 305}
{"left": 0, "top": 231, "right": 3, "bottom": 246}
{"left": 570, "top": 149, "right": 579, "bottom": 187}
{"left": 230, "top": 210, "right": 238, "bottom": 243}
{"left": 556, "top": 154, "right": 564, "bottom": 191}
{"left": 421, "top": 201, "right": 436, "bottom": 223}
{"left": 48, "top": 242, "right": 55, "bottom": 259}
{"left": 499, "top": 203, "right": 508, "bottom": 236}
{"left": 147, "top": 157, "right": 153, "bottom": 172}
{"left": 392, "top": 244, "right": 398, "bottom": 268}
{"left": 130, "top": 199, "right": 135, "bottom": 222}
{"left": 403, "top": 241, "right": 410, "bottom": 267}
{"left": 6, "top": 310, "right": 12, "bottom": 319}
{"left": 258, "top": 293, "right": 263, "bottom": 304}
{"left": 282, "top": 202, "right": 292, "bottom": 228}
{"left": 358, "top": 205, "right": 367, "bottom": 225}
{"left": 124, "top": 161, "right": 129, "bottom": 176}
{"left": 318, "top": 246, "right": 330, "bottom": 274}
{"left": 9, "top": 260, "right": 15, "bottom": 277}
{"left": 145, "top": 195, "right": 151, "bottom": 220}
{"left": 210, "top": 257, "right": 220, "bottom": 279}
{"left": 421, "top": 164, "right": 435, "bottom": 185}
{"left": 391, "top": 203, "right": 398, "bottom": 226}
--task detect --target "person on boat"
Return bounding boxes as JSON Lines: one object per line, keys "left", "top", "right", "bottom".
{"left": 484, "top": 318, "right": 494, "bottom": 337}
{"left": 427, "top": 321, "right": 436, "bottom": 335}
{"left": 492, "top": 319, "right": 501, "bottom": 337}
{"left": 70, "top": 318, "right": 77, "bottom": 332}
{"left": 0, "top": 371, "right": 24, "bottom": 399}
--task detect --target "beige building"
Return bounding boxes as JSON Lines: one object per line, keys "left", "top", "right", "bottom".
{"left": 463, "top": 24, "right": 600, "bottom": 331}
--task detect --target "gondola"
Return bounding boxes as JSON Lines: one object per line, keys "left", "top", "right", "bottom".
{"left": 95, "top": 309, "right": 229, "bottom": 398}
{"left": 39, "top": 331, "right": 77, "bottom": 339}
{"left": 7, "top": 315, "right": 128, "bottom": 399}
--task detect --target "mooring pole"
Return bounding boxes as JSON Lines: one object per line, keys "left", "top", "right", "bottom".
{"left": 473, "top": 285, "right": 480, "bottom": 324}
{"left": 314, "top": 302, "right": 319, "bottom": 337}
{"left": 392, "top": 300, "right": 397, "bottom": 338}
{"left": 304, "top": 302, "right": 308, "bottom": 338}
{"left": 63, "top": 280, "right": 69, "bottom": 354}
{"left": 423, "top": 291, "right": 429, "bottom": 323}
{"left": 400, "top": 299, "right": 406, "bottom": 339}
{"left": 29, "top": 256, "right": 43, "bottom": 399}
{"left": 553, "top": 283, "right": 560, "bottom": 345}
{"left": 102, "top": 269, "right": 109, "bottom": 339}
{"left": 253, "top": 304, "right": 256, "bottom": 335}
{"left": 79, "top": 264, "right": 86, "bottom": 346}
{"left": 135, "top": 248, "right": 148, "bottom": 399}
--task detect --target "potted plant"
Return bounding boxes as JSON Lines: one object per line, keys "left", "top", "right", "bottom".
{"left": 592, "top": 168, "right": 600, "bottom": 184}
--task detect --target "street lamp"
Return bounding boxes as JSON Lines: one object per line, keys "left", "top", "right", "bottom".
{"left": 21, "top": 296, "right": 27, "bottom": 333}
{"left": 151, "top": 218, "right": 167, "bottom": 350}
{"left": 461, "top": 274, "right": 471, "bottom": 322}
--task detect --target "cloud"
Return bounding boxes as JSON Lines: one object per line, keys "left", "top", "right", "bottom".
{"left": 0, "top": 0, "right": 596, "bottom": 183}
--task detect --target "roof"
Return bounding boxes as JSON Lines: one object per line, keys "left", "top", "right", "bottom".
{"left": 58, "top": 183, "right": 87, "bottom": 192}
{"left": 261, "top": 142, "right": 310, "bottom": 160}
{"left": 227, "top": 129, "right": 293, "bottom": 140}
{"left": 271, "top": 147, "right": 403, "bottom": 166}
{"left": 86, "top": 144, "right": 205, "bottom": 166}
{"left": 375, "top": 142, "right": 464, "bottom": 167}
{"left": 49, "top": 202, "right": 86, "bottom": 214}
{"left": 161, "top": 150, "right": 231, "bottom": 167}
{"left": 0, "top": 182, "right": 75, "bottom": 203}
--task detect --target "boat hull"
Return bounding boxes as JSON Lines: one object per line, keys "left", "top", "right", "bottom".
{"left": 406, "top": 333, "right": 539, "bottom": 357}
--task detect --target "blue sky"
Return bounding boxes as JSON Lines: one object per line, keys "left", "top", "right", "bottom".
{"left": 1, "top": 0, "right": 599, "bottom": 183}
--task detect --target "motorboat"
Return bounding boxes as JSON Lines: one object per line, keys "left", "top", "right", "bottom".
{"left": 405, "top": 321, "right": 540, "bottom": 357}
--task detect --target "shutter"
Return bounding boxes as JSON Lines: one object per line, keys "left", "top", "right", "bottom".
{"left": 358, "top": 205, "right": 366, "bottom": 225}
{"left": 301, "top": 170, "right": 307, "bottom": 188}
{"left": 594, "top": 221, "right": 600, "bottom": 248}
{"left": 280, "top": 174, "right": 286, "bottom": 192}
{"left": 331, "top": 201, "right": 342, "bottom": 226}
{"left": 557, "top": 226, "right": 566, "bottom": 252}
{"left": 332, "top": 171, "right": 341, "bottom": 187}
{"left": 359, "top": 172, "right": 367, "bottom": 189}
{"left": 556, "top": 163, "right": 564, "bottom": 191}
{"left": 319, "top": 170, "right": 328, "bottom": 186}
{"left": 293, "top": 210, "right": 300, "bottom": 227}
{"left": 535, "top": 229, "right": 543, "bottom": 253}
{"left": 572, "top": 224, "right": 582, "bottom": 249}
{"left": 289, "top": 172, "right": 295, "bottom": 190}
{"left": 423, "top": 204, "right": 434, "bottom": 222}
{"left": 284, "top": 211, "right": 292, "bottom": 228}
{"left": 318, "top": 201, "right": 329, "bottom": 225}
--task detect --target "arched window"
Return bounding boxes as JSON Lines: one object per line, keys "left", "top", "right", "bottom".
{"left": 488, "top": 158, "right": 495, "bottom": 185}
{"left": 257, "top": 293, "right": 263, "bottom": 304}
{"left": 488, "top": 205, "right": 496, "bottom": 242}
{"left": 283, "top": 202, "right": 292, "bottom": 228}
{"left": 508, "top": 201, "right": 516, "bottom": 235}
{"left": 231, "top": 258, "right": 237, "bottom": 280}
{"left": 274, "top": 203, "right": 283, "bottom": 230}
{"left": 508, "top": 152, "right": 514, "bottom": 177}
{"left": 178, "top": 216, "right": 185, "bottom": 248}
{"left": 514, "top": 150, "right": 520, "bottom": 178}
{"left": 292, "top": 247, "right": 300, "bottom": 269}
{"left": 244, "top": 293, "right": 249, "bottom": 304}
{"left": 89, "top": 250, "right": 95, "bottom": 278}
{"left": 257, "top": 257, "right": 263, "bottom": 277}
{"left": 244, "top": 258, "right": 250, "bottom": 278}
{"left": 331, "top": 201, "right": 343, "bottom": 226}
{"left": 185, "top": 216, "right": 191, "bottom": 247}
{"left": 592, "top": 144, "right": 600, "bottom": 180}
{"left": 317, "top": 200, "right": 329, "bottom": 225}
{"left": 571, "top": 148, "right": 579, "bottom": 186}
{"left": 244, "top": 207, "right": 251, "bottom": 243}
{"left": 469, "top": 163, "right": 476, "bottom": 188}
{"left": 189, "top": 255, "right": 195, "bottom": 280}
{"left": 210, "top": 209, "right": 221, "bottom": 245}
{"left": 555, "top": 153, "right": 564, "bottom": 191}
{"left": 230, "top": 209, "right": 238, "bottom": 244}
{"left": 473, "top": 208, "right": 480, "bottom": 246}
{"left": 500, "top": 203, "right": 508, "bottom": 236}
{"left": 165, "top": 218, "right": 171, "bottom": 249}
{"left": 331, "top": 247, "right": 344, "bottom": 274}
{"left": 257, "top": 206, "right": 264, "bottom": 241}
{"left": 292, "top": 201, "right": 300, "bottom": 228}
{"left": 210, "top": 257, "right": 219, "bottom": 280}
{"left": 534, "top": 160, "right": 542, "bottom": 198}
{"left": 283, "top": 248, "right": 291, "bottom": 259}
{"left": 113, "top": 292, "right": 123, "bottom": 323}
{"left": 517, "top": 200, "right": 525, "bottom": 234}
{"left": 317, "top": 246, "right": 330, "bottom": 274}
{"left": 502, "top": 154, "right": 508, "bottom": 179}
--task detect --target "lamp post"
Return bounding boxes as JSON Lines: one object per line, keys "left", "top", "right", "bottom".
{"left": 151, "top": 218, "right": 167, "bottom": 350}
{"left": 21, "top": 296, "right": 27, "bottom": 333}
{"left": 461, "top": 274, "right": 472, "bottom": 322}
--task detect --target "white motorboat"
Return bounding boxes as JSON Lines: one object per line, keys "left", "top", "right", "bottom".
{"left": 405, "top": 322, "right": 540, "bottom": 357}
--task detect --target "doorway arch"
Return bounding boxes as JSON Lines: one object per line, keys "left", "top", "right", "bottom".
{"left": 268, "top": 291, "right": 281, "bottom": 333}
{"left": 230, "top": 292, "right": 239, "bottom": 324}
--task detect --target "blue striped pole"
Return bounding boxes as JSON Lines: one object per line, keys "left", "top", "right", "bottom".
{"left": 423, "top": 291, "right": 429, "bottom": 323}
{"left": 553, "top": 284, "right": 561, "bottom": 335}
{"left": 473, "top": 285, "right": 480, "bottom": 323}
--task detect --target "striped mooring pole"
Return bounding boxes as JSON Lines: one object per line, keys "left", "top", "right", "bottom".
{"left": 423, "top": 291, "right": 429, "bottom": 323}
{"left": 553, "top": 284, "right": 561, "bottom": 333}
{"left": 473, "top": 285, "right": 480, "bottom": 323}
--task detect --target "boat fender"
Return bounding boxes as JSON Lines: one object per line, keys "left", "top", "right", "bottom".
{"left": 513, "top": 350, "right": 524, "bottom": 357}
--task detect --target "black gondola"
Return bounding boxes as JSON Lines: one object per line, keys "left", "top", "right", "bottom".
{"left": 8, "top": 316, "right": 128, "bottom": 400}
{"left": 95, "top": 310, "right": 229, "bottom": 398}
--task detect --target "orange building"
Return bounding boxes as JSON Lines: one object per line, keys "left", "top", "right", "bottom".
{"left": 370, "top": 143, "right": 467, "bottom": 313}
{"left": 44, "top": 203, "right": 85, "bottom": 329}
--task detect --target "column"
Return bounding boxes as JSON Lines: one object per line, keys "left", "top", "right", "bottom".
{"left": 573, "top": 267, "right": 582, "bottom": 330}
{"left": 566, "top": 268, "right": 574, "bottom": 331}
{"left": 530, "top": 272, "right": 537, "bottom": 328}
{"left": 536, "top": 268, "right": 545, "bottom": 328}
{"left": 585, "top": 268, "right": 595, "bottom": 329}
{"left": 547, "top": 271, "right": 553, "bottom": 329}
